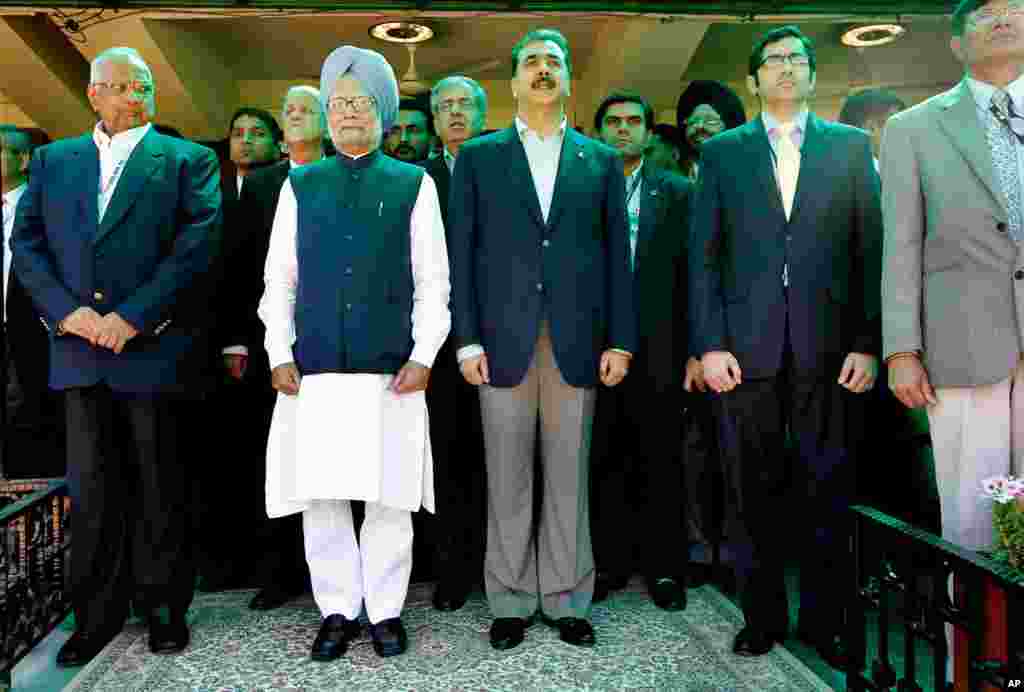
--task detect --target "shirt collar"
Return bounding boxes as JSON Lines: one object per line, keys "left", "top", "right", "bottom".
{"left": 289, "top": 154, "right": 323, "bottom": 169}
{"left": 515, "top": 115, "right": 568, "bottom": 141}
{"left": 967, "top": 73, "right": 1024, "bottom": 114}
{"left": 627, "top": 158, "right": 645, "bottom": 183}
{"left": 2, "top": 183, "right": 26, "bottom": 209}
{"left": 443, "top": 146, "right": 457, "bottom": 171}
{"left": 93, "top": 121, "right": 151, "bottom": 152}
{"left": 761, "top": 108, "right": 809, "bottom": 137}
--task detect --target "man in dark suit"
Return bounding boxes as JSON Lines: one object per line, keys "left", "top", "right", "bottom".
{"left": 11, "top": 47, "right": 221, "bottom": 666}
{"left": 448, "top": 28, "right": 636, "bottom": 650}
{"left": 216, "top": 86, "right": 327, "bottom": 609}
{"left": 689, "top": 26, "right": 882, "bottom": 663}
{"left": 1, "top": 125, "right": 64, "bottom": 479}
{"left": 589, "top": 90, "right": 696, "bottom": 611}
{"left": 421, "top": 75, "right": 488, "bottom": 612}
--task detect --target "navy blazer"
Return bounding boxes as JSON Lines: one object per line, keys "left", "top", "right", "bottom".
{"left": 11, "top": 128, "right": 222, "bottom": 394}
{"left": 689, "top": 113, "right": 882, "bottom": 379}
{"left": 448, "top": 125, "right": 637, "bottom": 388}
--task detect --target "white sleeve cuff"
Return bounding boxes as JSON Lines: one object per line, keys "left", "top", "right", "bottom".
{"left": 222, "top": 345, "right": 249, "bottom": 356}
{"left": 267, "top": 346, "right": 295, "bottom": 372}
{"left": 456, "top": 344, "right": 484, "bottom": 363}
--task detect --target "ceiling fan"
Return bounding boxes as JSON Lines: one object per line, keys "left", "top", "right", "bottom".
{"left": 369, "top": 21, "right": 504, "bottom": 98}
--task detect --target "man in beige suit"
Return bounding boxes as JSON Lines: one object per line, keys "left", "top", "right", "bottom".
{"left": 882, "top": 0, "right": 1024, "bottom": 553}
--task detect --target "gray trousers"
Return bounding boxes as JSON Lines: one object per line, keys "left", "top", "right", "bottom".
{"left": 480, "top": 322, "right": 596, "bottom": 619}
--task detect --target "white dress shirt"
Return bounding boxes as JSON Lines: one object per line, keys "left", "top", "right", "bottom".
{"left": 93, "top": 121, "right": 151, "bottom": 224}
{"left": 444, "top": 146, "right": 457, "bottom": 175}
{"left": 626, "top": 160, "right": 644, "bottom": 268}
{"left": 2, "top": 182, "right": 26, "bottom": 322}
{"left": 456, "top": 116, "right": 567, "bottom": 364}
{"left": 966, "top": 74, "right": 1024, "bottom": 200}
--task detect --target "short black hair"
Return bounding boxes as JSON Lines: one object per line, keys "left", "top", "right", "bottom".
{"left": 228, "top": 107, "right": 282, "bottom": 145}
{"left": 650, "top": 123, "right": 683, "bottom": 153}
{"left": 953, "top": 0, "right": 989, "bottom": 35}
{"left": 838, "top": 89, "right": 907, "bottom": 129}
{"left": 748, "top": 25, "right": 817, "bottom": 79}
{"left": 593, "top": 90, "right": 654, "bottom": 133}
{"left": 511, "top": 28, "right": 572, "bottom": 78}
{"left": 398, "top": 96, "right": 435, "bottom": 136}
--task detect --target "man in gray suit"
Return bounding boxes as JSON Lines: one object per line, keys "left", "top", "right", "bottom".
{"left": 882, "top": 0, "right": 1024, "bottom": 553}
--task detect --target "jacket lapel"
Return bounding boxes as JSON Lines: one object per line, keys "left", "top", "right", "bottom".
{"left": 747, "top": 118, "right": 786, "bottom": 220}
{"left": 73, "top": 136, "right": 99, "bottom": 239}
{"left": 546, "top": 128, "right": 586, "bottom": 232}
{"left": 788, "top": 113, "right": 828, "bottom": 223}
{"left": 937, "top": 80, "right": 1006, "bottom": 215}
{"left": 501, "top": 126, "right": 546, "bottom": 230}
{"left": 95, "top": 128, "right": 164, "bottom": 245}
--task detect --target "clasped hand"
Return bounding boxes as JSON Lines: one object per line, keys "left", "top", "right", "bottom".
{"left": 62, "top": 307, "right": 139, "bottom": 354}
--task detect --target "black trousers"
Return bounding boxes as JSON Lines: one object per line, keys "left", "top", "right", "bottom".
{"left": 65, "top": 384, "right": 195, "bottom": 636}
{"left": 424, "top": 338, "right": 486, "bottom": 589}
{"left": 196, "top": 373, "right": 308, "bottom": 589}
{"left": 591, "top": 370, "right": 688, "bottom": 582}
{"left": 712, "top": 357, "right": 859, "bottom": 637}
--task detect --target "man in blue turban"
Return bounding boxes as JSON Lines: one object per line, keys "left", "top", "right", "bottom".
{"left": 259, "top": 45, "right": 450, "bottom": 660}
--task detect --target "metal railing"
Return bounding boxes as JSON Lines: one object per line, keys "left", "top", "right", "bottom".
{"left": 846, "top": 505, "right": 1024, "bottom": 692}
{"left": 0, "top": 480, "right": 70, "bottom": 690}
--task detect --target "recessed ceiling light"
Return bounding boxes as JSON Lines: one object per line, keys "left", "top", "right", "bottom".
{"left": 369, "top": 21, "right": 434, "bottom": 45}
{"left": 841, "top": 24, "right": 905, "bottom": 48}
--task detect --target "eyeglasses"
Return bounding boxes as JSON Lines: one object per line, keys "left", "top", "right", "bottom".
{"left": 327, "top": 96, "right": 377, "bottom": 114}
{"left": 92, "top": 80, "right": 154, "bottom": 97}
{"left": 759, "top": 52, "right": 811, "bottom": 69}
{"left": 437, "top": 97, "right": 476, "bottom": 114}
{"left": 686, "top": 116, "right": 724, "bottom": 129}
{"left": 970, "top": 1, "right": 1024, "bottom": 28}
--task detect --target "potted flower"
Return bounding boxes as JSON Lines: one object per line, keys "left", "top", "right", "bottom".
{"left": 982, "top": 476, "right": 1024, "bottom": 569}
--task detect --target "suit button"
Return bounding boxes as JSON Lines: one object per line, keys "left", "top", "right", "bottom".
{"left": 346, "top": 303, "right": 353, "bottom": 311}
{"left": 999, "top": 222, "right": 1008, "bottom": 232}
{"left": 536, "top": 282, "right": 543, "bottom": 292}
{"left": 542, "top": 239, "right": 550, "bottom": 248}
{"left": 93, "top": 290, "right": 104, "bottom": 302}
{"left": 345, "top": 202, "right": 354, "bottom": 209}
{"left": 344, "top": 267, "right": 353, "bottom": 275}
{"left": 344, "top": 234, "right": 353, "bottom": 241}
{"left": 1017, "top": 270, "right": 1024, "bottom": 281}
{"left": 350, "top": 173, "right": 360, "bottom": 181}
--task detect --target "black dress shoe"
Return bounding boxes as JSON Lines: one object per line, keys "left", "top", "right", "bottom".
{"left": 56, "top": 630, "right": 115, "bottom": 667}
{"left": 593, "top": 572, "right": 629, "bottom": 604}
{"left": 249, "top": 584, "right": 300, "bottom": 611}
{"left": 732, "top": 625, "right": 785, "bottom": 657}
{"left": 369, "top": 618, "right": 408, "bottom": 657}
{"left": 489, "top": 617, "right": 530, "bottom": 650}
{"left": 432, "top": 581, "right": 468, "bottom": 612}
{"left": 149, "top": 616, "right": 190, "bottom": 655}
{"left": 545, "top": 617, "right": 596, "bottom": 647}
{"left": 649, "top": 577, "right": 687, "bottom": 611}
{"left": 311, "top": 614, "right": 361, "bottom": 661}
{"left": 797, "top": 628, "right": 853, "bottom": 670}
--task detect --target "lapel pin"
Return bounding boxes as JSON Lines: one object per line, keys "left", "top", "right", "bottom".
{"left": 650, "top": 190, "right": 659, "bottom": 197}
{"left": 577, "top": 151, "right": 584, "bottom": 158}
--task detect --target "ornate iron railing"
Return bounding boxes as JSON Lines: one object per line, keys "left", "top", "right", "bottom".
{"left": 0, "top": 480, "right": 70, "bottom": 690}
{"left": 846, "top": 505, "right": 1024, "bottom": 692}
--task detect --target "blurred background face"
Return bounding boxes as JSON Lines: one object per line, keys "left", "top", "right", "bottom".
{"left": 953, "top": 1, "right": 1024, "bottom": 68}
{"left": 512, "top": 40, "right": 570, "bottom": 109}
{"left": 87, "top": 58, "right": 155, "bottom": 135}
{"left": 384, "top": 110, "right": 430, "bottom": 162}
{"left": 433, "top": 84, "right": 483, "bottom": 151}
{"left": 327, "top": 75, "right": 381, "bottom": 154}
{"left": 752, "top": 36, "right": 816, "bottom": 107}
{"left": 646, "top": 133, "right": 681, "bottom": 172}
{"left": 684, "top": 103, "right": 724, "bottom": 148}
{"left": 0, "top": 135, "right": 29, "bottom": 191}
{"left": 598, "top": 101, "right": 649, "bottom": 160}
{"left": 230, "top": 115, "right": 279, "bottom": 169}
{"left": 283, "top": 90, "right": 323, "bottom": 146}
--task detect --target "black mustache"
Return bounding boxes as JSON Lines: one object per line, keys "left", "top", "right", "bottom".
{"left": 532, "top": 77, "right": 556, "bottom": 88}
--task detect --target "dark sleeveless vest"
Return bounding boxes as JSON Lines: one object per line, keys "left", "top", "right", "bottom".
{"left": 291, "top": 150, "right": 424, "bottom": 375}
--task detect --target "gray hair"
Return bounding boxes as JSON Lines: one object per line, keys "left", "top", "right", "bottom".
{"left": 430, "top": 76, "right": 488, "bottom": 117}
{"left": 282, "top": 85, "right": 328, "bottom": 134}
{"left": 90, "top": 47, "right": 153, "bottom": 91}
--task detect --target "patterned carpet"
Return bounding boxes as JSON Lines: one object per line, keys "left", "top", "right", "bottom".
{"left": 64, "top": 583, "right": 834, "bottom": 691}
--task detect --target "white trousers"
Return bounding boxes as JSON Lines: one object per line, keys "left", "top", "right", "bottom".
{"left": 928, "top": 359, "right": 1024, "bottom": 552}
{"left": 303, "top": 500, "right": 413, "bottom": 624}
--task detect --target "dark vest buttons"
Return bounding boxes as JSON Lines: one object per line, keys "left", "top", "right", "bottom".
{"left": 999, "top": 222, "right": 1008, "bottom": 232}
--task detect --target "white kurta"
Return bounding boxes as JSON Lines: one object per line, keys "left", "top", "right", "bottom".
{"left": 258, "top": 165, "right": 450, "bottom": 519}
